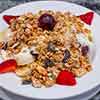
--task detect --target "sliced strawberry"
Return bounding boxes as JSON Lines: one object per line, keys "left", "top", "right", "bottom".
{"left": 56, "top": 70, "right": 76, "bottom": 86}
{"left": 3, "top": 15, "right": 19, "bottom": 24}
{"left": 79, "top": 12, "right": 94, "bottom": 25}
{"left": 0, "top": 59, "right": 17, "bottom": 73}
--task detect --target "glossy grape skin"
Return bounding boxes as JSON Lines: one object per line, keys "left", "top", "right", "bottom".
{"left": 38, "top": 13, "right": 56, "bottom": 30}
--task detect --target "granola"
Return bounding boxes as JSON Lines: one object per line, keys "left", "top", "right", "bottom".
{"left": 0, "top": 10, "right": 93, "bottom": 87}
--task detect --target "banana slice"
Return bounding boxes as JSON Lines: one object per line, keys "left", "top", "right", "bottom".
{"left": 16, "top": 66, "right": 32, "bottom": 77}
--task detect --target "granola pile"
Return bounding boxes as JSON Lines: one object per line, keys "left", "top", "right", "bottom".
{"left": 0, "top": 10, "right": 93, "bottom": 87}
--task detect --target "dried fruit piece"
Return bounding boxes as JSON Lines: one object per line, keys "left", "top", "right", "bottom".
{"left": 81, "top": 45, "right": 89, "bottom": 56}
{"left": 79, "top": 12, "right": 94, "bottom": 25}
{"left": 44, "top": 58, "right": 54, "bottom": 68}
{"left": 3, "top": 15, "right": 19, "bottom": 24}
{"left": 38, "top": 13, "right": 56, "bottom": 30}
{"left": 0, "top": 59, "right": 17, "bottom": 73}
{"left": 56, "top": 70, "right": 76, "bottom": 86}
{"left": 62, "top": 49, "right": 71, "bottom": 63}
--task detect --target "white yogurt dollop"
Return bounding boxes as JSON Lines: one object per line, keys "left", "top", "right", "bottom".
{"left": 76, "top": 33, "right": 95, "bottom": 61}
{"left": 14, "top": 47, "right": 34, "bottom": 65}
{"left": 0, "top": 47, "right": 35, "bottom": 65}
{"left": 76, "top": 33, "right": 89, "bottom": 46}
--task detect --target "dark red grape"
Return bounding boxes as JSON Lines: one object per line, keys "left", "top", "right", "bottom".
{"left": 62, "top": 49, "right": 71, "bottom": 63}
{"left": 81, "top": 45, "right": 89, "bottom": 56}
{"left": 38, "top": 13, "right": 56, "bottom": 30}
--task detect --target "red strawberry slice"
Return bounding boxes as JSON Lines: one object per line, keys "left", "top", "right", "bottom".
{"left": 0, "top": 59, "right": 17, "bottom": 73}
{"left": 56, "top": 70, "right": 76, "bottom": 86}
{"left": 79, "top": 12, "right": 94, "bottom": 25}
{"left": 3, "top": 15, "right": 19, "bottom": 24}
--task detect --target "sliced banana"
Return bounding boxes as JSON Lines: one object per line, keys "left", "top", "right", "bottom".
{"left": 16, "top": 66, "right": 32, "bottom": 77}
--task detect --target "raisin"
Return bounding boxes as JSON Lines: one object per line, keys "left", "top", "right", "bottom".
{"left": 44, "top": 58, "right": 54, "bottom": 68}
{"left": 62, "top": 49, "right": 71, "bottom": 63}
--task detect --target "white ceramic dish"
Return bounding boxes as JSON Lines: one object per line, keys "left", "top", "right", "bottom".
{"left": 0, "top": 85, "right": 100, "bottom": 100}
{"left": 0, "top": 1, "right": 100, "bottom": 99}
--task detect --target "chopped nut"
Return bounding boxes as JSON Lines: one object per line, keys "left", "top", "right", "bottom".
{"left": 36, "top": 66, "right": 47, "bottom": 76}
{"left": 72, "top": 68, "right": 87, "bottom": 77}
{"left": 45, "top": 79, "right": 55, "bottom": 87}
{"left": 32, "top": 76, "right": 43, "bottom": 88}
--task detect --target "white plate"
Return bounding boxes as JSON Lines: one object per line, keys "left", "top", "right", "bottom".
{"left": 0, "top": 85, "right": 100, "bottom": 100}
{"left": 0, "top": 1, "right": 100, "bottom": 99}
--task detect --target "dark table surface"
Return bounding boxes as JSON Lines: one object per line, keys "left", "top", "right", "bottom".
{"left": 0, "top": 0, "right": 100, "bottom": 100}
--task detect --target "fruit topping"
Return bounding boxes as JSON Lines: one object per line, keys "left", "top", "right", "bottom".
{"left": 79, "top": 12, "right": 94, "bottom": 25}
{"left": 0, "top": 59, "right": 17, "bottom": 73}
{"left": 3, "top": 15, "right": 19, "bottom": 24}
{"left": 62, "top": 49, "right": 71, "bottom": 63}
{"left": 81, "top": 45, "right": 89, "bottom": 56}
{"left": 38, "top": 13, "right": 56, "bottom": 30}
{"left": 56, "top": 70, "right": 76, "bottom": 86}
